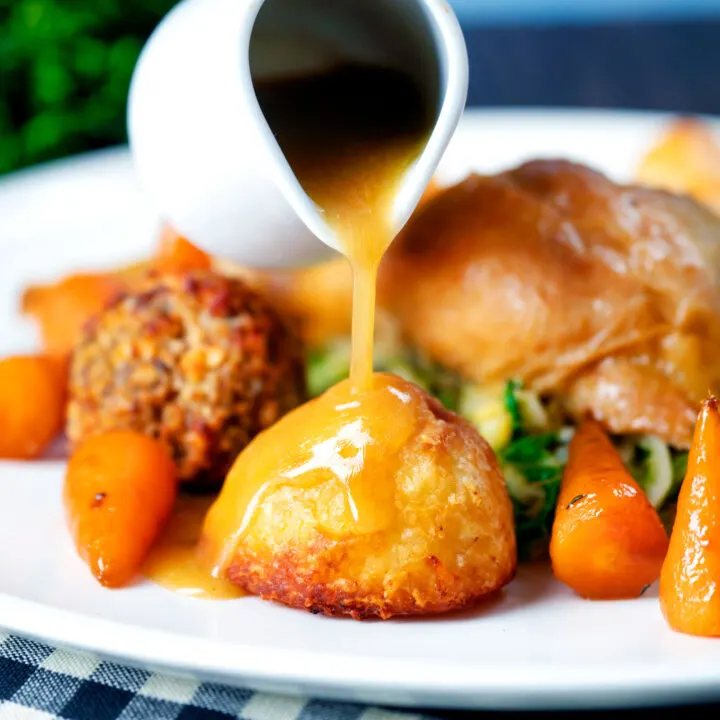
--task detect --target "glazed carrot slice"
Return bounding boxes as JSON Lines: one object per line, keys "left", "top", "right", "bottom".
{"left": 0, "top": 355, "right": 67, "bottom": 459}
{"left": 21, "top": 272, "right": 124, "bottom": 356}
{"left": 64, "top": 431, "right": 177, "bottom": 588}
{"left": 155, "top": 225, "right": 212, "bottom": 274}
{"left": 660, "top": 398, "right": 720, "bottom": 636}
{"left": 550, "top": 419, "right": 669, "bottom": 599}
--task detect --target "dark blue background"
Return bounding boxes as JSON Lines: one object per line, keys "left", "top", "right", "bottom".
{"left": 464, "top": 20, "right": 720, "bottom": 113}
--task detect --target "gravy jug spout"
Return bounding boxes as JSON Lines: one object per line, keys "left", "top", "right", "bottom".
{"left": 128, "top": 0, "right": 468, "bottom": 267}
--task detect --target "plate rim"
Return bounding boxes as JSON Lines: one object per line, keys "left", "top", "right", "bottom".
{"left": 2, "top": 587, "right": 720, "bottom": 711}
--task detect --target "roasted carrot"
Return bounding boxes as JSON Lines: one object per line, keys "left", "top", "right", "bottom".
{"left": 155, "top": 225, "right": 212, "bottom": 274}
{"left": 660, "top": 398, "right": 720, "bottom": 636}
{"left": 21, "top": 272, "right": 124, "bottom": 356}
{"left": 0, "top": 355, "right": 67, "bottom": 459}
{"left": 550, "top": 419, "right": 669, "bottom": 599}
{"left": 64, "top": 430, "right": 177, "bottom": 588}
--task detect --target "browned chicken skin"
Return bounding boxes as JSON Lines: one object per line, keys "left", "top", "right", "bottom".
{"left": 379, "top": 160, "right": 720, "bottom": 448}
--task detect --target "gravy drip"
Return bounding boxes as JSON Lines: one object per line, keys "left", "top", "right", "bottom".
{"left": 168, "top": 66, "right": 433, "bottom": 587}
{"left": 201, "top": 374, "right": 426, "bottom": 576}
{"left": 254, "top": 64, "right": 431, "bottom": 390}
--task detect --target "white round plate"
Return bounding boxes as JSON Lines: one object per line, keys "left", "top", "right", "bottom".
{"left": 0, "top": 109, "right": 718, "bottom": 712}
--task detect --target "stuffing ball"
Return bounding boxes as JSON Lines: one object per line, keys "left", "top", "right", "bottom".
{"left": 202, "top": 374, "right": 517, "bottom": 619}
{"left": 67, "top": 270, "right": 306, "bottom": 484}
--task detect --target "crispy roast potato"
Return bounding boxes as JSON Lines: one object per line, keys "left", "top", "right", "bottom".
{"left": 201, "top": 374, "right": 516, "bottom": 619}
{"left": 379, "top": 160, "right": 720, "bottom": 448}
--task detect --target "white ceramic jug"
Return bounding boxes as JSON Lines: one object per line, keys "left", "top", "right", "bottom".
{"left": 127, "top": 0, "right": 468, "bottom": 267}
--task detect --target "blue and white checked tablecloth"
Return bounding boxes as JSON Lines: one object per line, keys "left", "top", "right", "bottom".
{"left": 0, "top": 632, "right": 441, "bottom": 720}
{"left": 7, "top": 16, "right": 720, "bottom": 720}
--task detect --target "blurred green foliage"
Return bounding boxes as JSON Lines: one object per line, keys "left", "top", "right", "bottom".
{"left": 0, "top": 0, "right": 177, "bottom": 174}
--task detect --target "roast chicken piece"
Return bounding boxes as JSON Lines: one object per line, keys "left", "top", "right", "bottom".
{"left": 379, "top": 160, "right": 720, "bottom": 448}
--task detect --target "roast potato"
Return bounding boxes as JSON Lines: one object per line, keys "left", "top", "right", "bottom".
{"left": 201, "top": 373, "right": 516, "bottom": 619}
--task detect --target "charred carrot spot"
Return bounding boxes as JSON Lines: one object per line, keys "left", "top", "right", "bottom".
{"left": 91, "top": 492, "right": 106, "bottom": 509}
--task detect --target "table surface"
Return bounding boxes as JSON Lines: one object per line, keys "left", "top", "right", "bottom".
{"left": 4, "top": 18, "right": 720, "bottom": 720}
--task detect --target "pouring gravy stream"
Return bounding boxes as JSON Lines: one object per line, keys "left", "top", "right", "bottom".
{"left": 256, "top": 64, "right": 432, "bottom": 390}
{"left": 144, "top": 64, "right": 434, "bottom": 596}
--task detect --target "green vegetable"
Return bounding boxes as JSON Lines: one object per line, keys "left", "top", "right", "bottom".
{"left": 659, "top": 501, "right": 678, "bottom": 535}
{"left": 402, "top": 350, "right": 462, "bottom": 412}
{"left": 304, "top": 339, "right": 463, "bottom": 411}
{"left": 430, "top": 374, "right": 462, "bottom": 413}
{"left": 628, "top": 435, "right": 673, "bottom": 508}
{"left": 672, "top": 451, "right": 688, "bottom": 486}
{"left": 503, "top": 379, "right": 523, "bottom": 435}
{"left": 504, "top": 465, "right": 548, "bottom": 520}
{"left": 500, "top": 426, "right": 569, "bottom": 560}
{"left": 381, "top": 360, "right": 430, "bottom": 391}
{"left": 624, "top": 437, "right": 686, "bottom": 509}
{"left": 502, "top": 432, "right": 559, "bottom": 464}
{"left": 306, "top": 341, "right": 351, "bottom": 396}
{"left": 515, "top": 389, "right": 556, "bottom": 432}
{"left": 459, "top": 383, "right": 513, "bottom": 451}
{"left": 1, "top": 0, "right": 177, "bottom": 174}
{"left": 657, "top": 451, "right": 687, "bottom": 534}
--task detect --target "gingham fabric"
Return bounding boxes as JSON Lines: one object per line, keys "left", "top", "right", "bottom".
{"left": 0, "top": 632, "right": 444, "bottom": 720}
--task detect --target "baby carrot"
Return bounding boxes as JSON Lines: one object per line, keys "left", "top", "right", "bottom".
{"left": 155, "top": 225, "right": 212, "bottom": 274}
{"left": 64, "top": 430, "right": 177, "bottom": 588}
{"left": 0, "top": 355, "right": 67, "bottom": 459}
{"left": 550, "top": 419, "right": 669, "bottom": 599}
{"left": 660, "top": 398, "right": 720, "bottom": 636}
{"left": 21, "top": 272, "right": 124, "bottom": 356}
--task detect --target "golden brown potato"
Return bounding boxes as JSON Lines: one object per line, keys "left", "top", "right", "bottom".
{"left": 636, "top": 118, "right": 720, "bottom": 214}
{"left": 201, "top": 373, "right": 516, "bottom": 619}
{"left": 379, "top": 160, "right": 720, "bottom": 448}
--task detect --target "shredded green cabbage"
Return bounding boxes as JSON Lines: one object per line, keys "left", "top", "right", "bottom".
{"left": 497, "top": 380, "right": 684, "bottom": 559}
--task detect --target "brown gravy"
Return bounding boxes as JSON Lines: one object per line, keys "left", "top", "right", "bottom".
{"left": 254, "top": 64, "right": 432, "bottom": 389}
{"left": 143, "top": 494, "right": 243, "bottom": 599}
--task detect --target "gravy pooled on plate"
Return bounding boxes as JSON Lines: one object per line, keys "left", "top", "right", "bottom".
{"left": 143, "top": 495, "right": 243, "bottom": 599}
